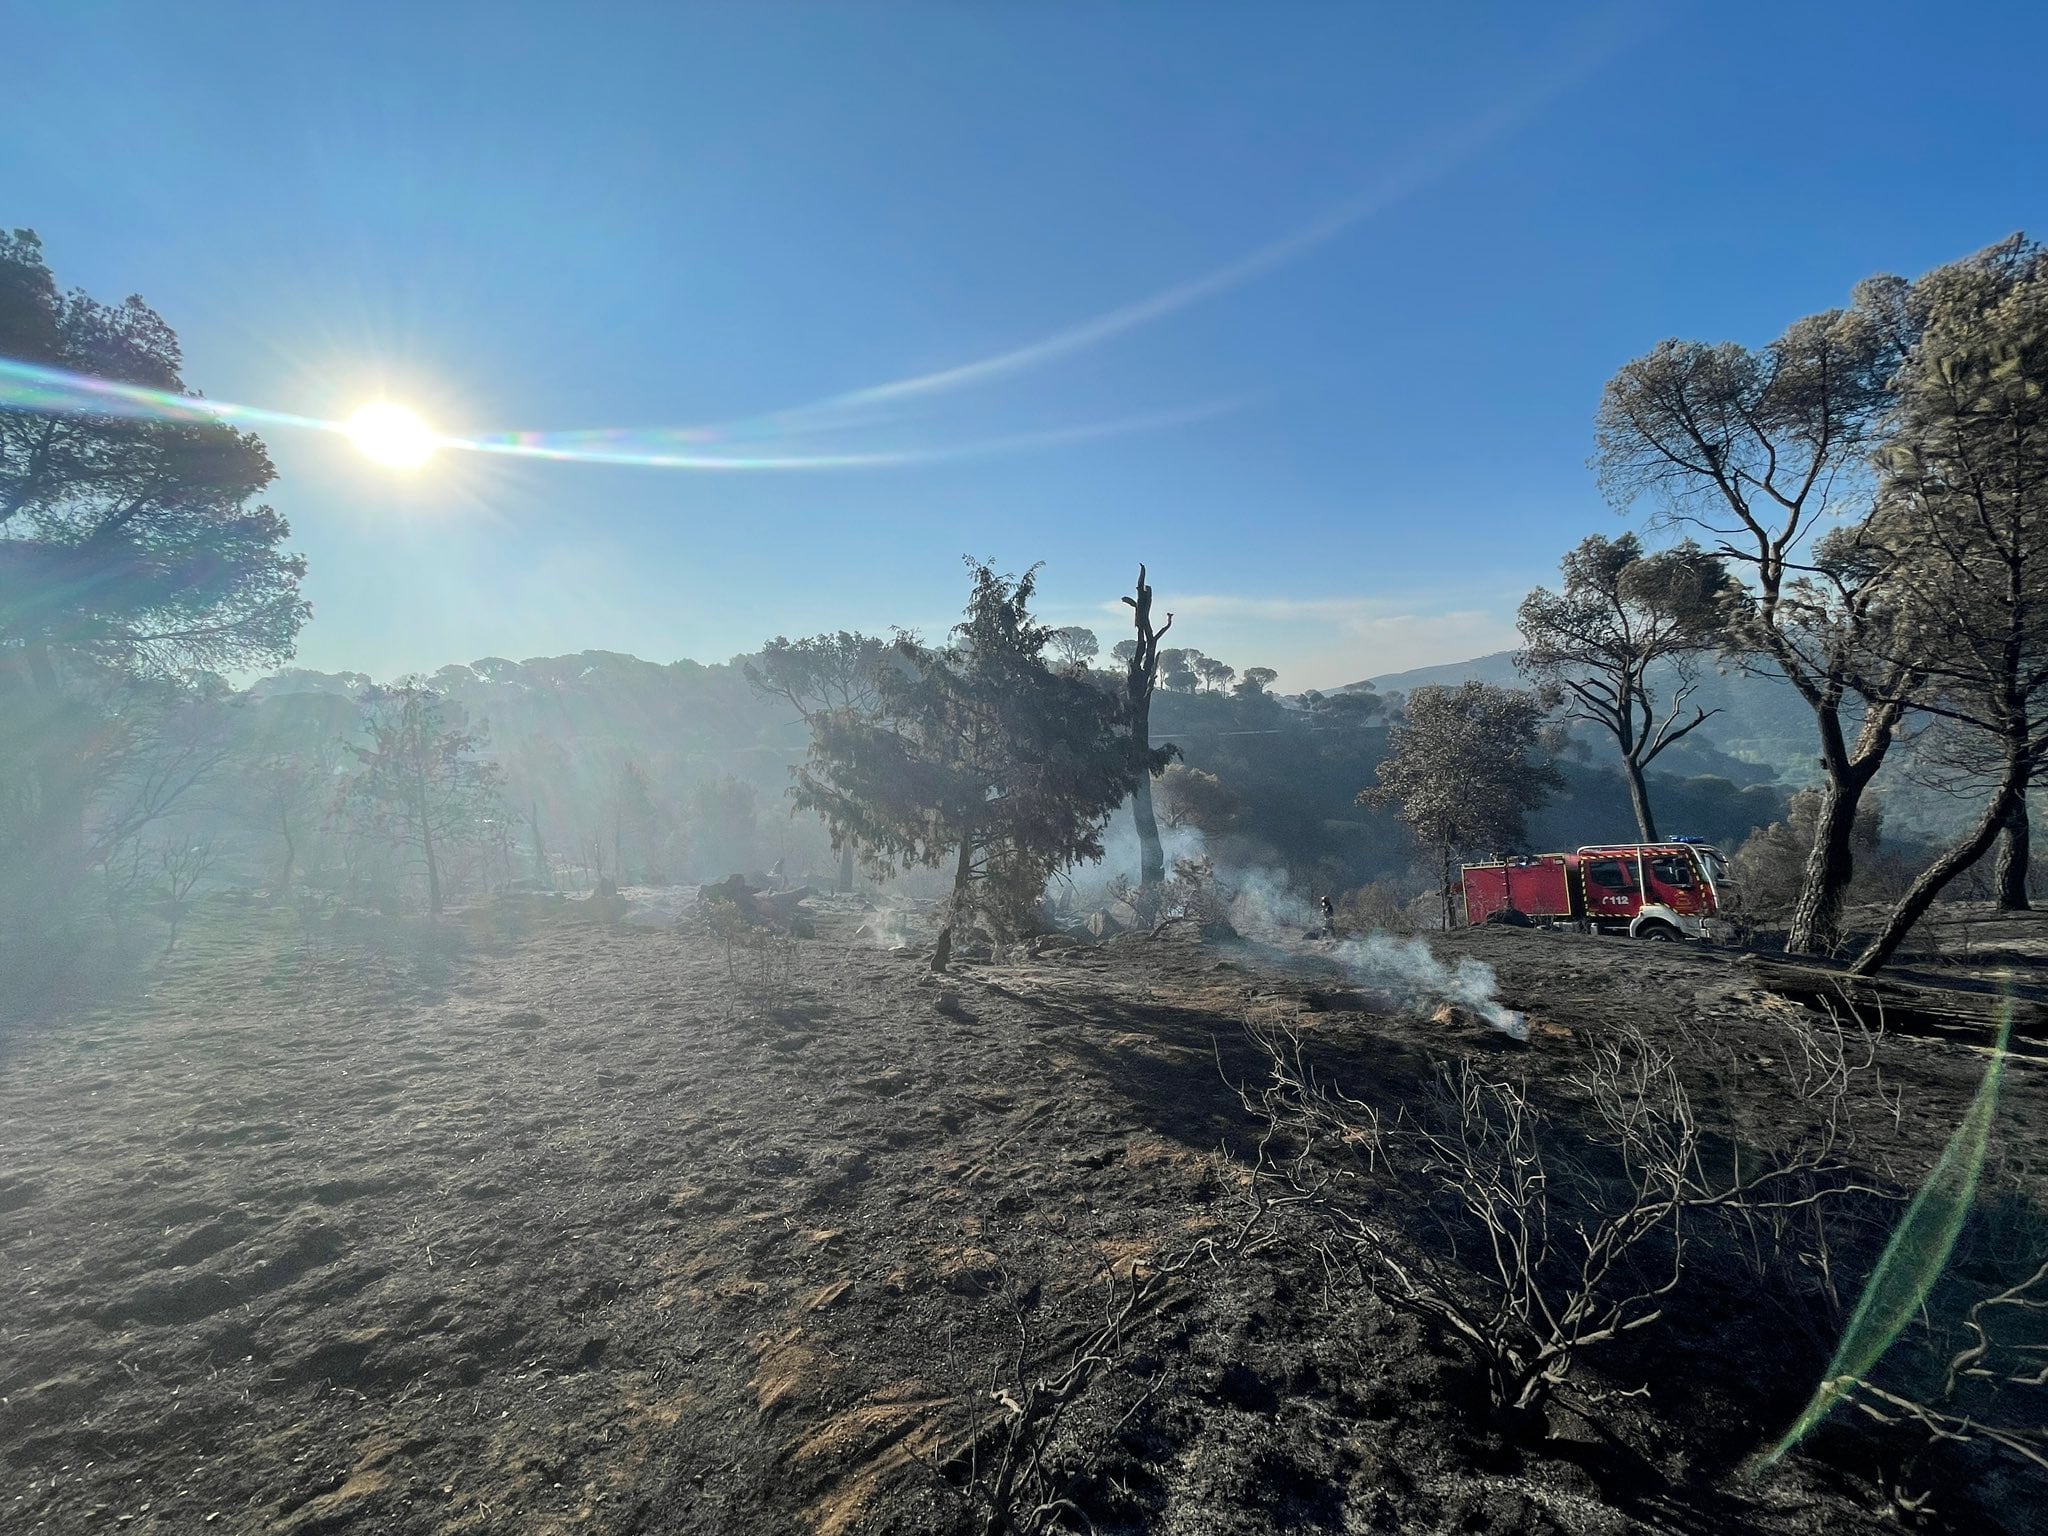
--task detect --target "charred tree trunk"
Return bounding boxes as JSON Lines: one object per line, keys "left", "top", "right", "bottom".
{"left": 837, "top": 841, "right": 855, "bottom": 895}
{"left": 1132, "top": 770, "right": 1165, "bottom": 888}
{"left": 20, "top": 644, "right": 88, "bottom": 922}
{"left": 1995, "top": 797, "right": 2032, "bottom": 910}
{"left": 530, "top": 798, "right": 552, "bottom": 888}
{"left": 415, "top": 746, "right": 442, "bottom": 917}
{"left": 422, "top": 819, "right": 443, "bottom": 917}
{"left": 1122, "top": 564, "right": 1174, "bottom": 888}
{"left": 1785, "top": 702, "right": 1899, "bottom": 957}
{"left": 1788, "top": 777, "right": 1859, "bottom": 958}
{"left": 276, "top": 804, "right": 297, "bottom": 898}
{"left": 1852, "top": 763, "right": 2028, "bottom": 974}
{"left": 1622, "top": 758, "right": 1659, "bottom": 843}
{"left": 930, "top": 834, "right": 975, "bottom": 973}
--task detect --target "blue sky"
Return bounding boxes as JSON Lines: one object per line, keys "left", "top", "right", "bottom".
{"left": 5, "top": 1, "right": 2044, "bottom": 689}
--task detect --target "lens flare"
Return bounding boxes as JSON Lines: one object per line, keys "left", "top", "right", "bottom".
{"left": 1747, "top": 991, "right": 2016, "bottom": 1475}
{"left": 0, "top": 357, "right": 1225, "bottom": 473}
{"left": 347, "top": 402, "right": 438, "bottom": 469}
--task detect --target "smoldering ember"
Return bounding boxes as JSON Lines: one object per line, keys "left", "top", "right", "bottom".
{"left": 6, "top": 11, "right": 2048, "bottom": 1534}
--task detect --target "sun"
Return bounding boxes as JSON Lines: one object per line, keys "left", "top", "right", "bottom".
{"left": 347, "top": 402, "right": 438, "bottom": 469}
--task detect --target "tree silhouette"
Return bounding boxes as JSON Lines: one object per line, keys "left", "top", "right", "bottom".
{"left": 0, "top": 229, "right": 307, "bottom": 679}
{"left": 1048, "top": 626, "right": 1101, "bottom": 671}
{"left": 796, "top": 562, "right": 1146, "bottom": 967}
{"left": 2, "top": 228, "right": 308, "bottom": 928}
{"left": 1157, "top": 648, "right": 1197, "bottom": 694}
{"left": 339, "top": 686, "right": 505, "bottom": 916}
{"left": 1516, "top": 533, "right": 1735, "bottom": 840}
{"left": 1362, "top": 683, "right": 1562, "bottom": 928}
{"left": 1119, "top": 564, "right": 1180, "bottom": 886}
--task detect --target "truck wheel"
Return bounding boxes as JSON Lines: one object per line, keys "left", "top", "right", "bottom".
{"left": 1636, "top": 922, "right": 1680, "bottom": 942}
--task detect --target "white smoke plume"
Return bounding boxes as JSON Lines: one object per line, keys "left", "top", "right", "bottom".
{"left": 1060, "top": 800, "right": 1209, "bottom": 912}
{"left": 1225, "top": 863, "right": 1319, "bottom": 942}
{"left": 1062, "top": 807, "right": 1527, "bottom": 1043}
{"left": 1223, "top": 860, "right": 1527, "bottom": 1043}
{"left": 855, "top": 896, "right": 933, "bottom": 949}
{"left": 1333, "top": 932, "right": 1528, "bottom": 1042}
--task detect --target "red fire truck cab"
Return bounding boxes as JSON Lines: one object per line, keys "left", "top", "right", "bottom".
{"left": 1458, "top": 840, "right": 1738, "bottom": 942}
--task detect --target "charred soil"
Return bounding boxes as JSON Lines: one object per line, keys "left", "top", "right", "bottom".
{"left": 3, "top": 899, "right": 2046, "bottom": 1534}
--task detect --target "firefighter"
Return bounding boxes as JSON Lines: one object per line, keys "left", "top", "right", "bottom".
{"left": 1319, "top": 894, "right": 1336, "bottom": 938}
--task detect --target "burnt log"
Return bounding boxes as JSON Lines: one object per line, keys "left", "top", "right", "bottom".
{"left": 1742, "top": 956, "right": 2048, "bottom": 1043}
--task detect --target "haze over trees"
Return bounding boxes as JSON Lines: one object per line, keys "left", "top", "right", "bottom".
{"left": 338, "top": 685, "right": 506, "bottom": 918}
{"left": 240, "top": 739, "right": 342, "bottom": 897}
{"left": 1236, "top": 666, "right": 1279, "bottom": 698}
{"left": 744, "top": 630, "right": 891, "bottom": 892}
{"left": 15, "top": 220, "right": 2048, "bottom": 980}
{"left": 1, "top": 227, "right": 306, "bottom": 973}
{"left": 601, "top": 755, "right": 668, "bottom": 884}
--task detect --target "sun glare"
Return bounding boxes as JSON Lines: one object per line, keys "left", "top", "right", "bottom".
{"left": 347, "top": 401, "right": 438, "bottom": 469}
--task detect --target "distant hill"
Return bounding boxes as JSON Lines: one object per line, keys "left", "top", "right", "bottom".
{"left": 1350, "top": 652, "right": 1523, "bottom": 695}
{"left": 1346, "top": 651, "right": 1819, "bottom": 790}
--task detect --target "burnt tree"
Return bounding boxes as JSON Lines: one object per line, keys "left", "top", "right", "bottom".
{"left": 1120, "top": 564, "right": 1178, "bottom": 887}
{"left": 1596, "top": 299, "right": 1912, "bottom": 956}
{"left": 795, "top": 562, "right": 1149, "bottom": 970}
{"left": 1516, "top": 534, "right": 1734, "bottom": 842}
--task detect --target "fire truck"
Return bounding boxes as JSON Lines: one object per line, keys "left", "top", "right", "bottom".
{"left": 1457, "top": 839, "right": 1738, "bottom": 941}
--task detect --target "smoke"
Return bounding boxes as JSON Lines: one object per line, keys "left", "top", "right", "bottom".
{"left": 1224, "top": 859, "right": 1528, "bottom": 1043}
{"left": 854, "top": 896, "right": 934, "bottom": 950}
{"left": 1061, "top": 800, "right": 1209, "bottom": 910}
{"left": 1062, "top": 810, "right": 1527, "bottom": 1043}
{"left": 1225, "top": 863, "right": 1318, "bottom": 941}
{"left": 1334, "top": 932, "right": 1528, "bottom": 1042}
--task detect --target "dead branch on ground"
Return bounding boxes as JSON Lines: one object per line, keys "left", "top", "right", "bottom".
{"left": 1839, "top": 1257, "right": 2048, "bottom": 1511}
{"left": 1234, "top": 1015, "right": 1891, "bottom": 1426}
{"left": 937, "top": 1182, "right": 1288, "bottom": 1534}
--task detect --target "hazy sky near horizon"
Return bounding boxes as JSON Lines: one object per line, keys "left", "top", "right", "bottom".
{"left": 5, "top": 1, "right": 2045, "bottom": 690}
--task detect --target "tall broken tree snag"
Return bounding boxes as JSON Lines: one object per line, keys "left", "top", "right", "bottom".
{"left": 1121, "top": 564, "right": 1179, "bottom": 888}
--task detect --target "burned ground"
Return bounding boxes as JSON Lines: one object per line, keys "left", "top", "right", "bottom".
{"left": 3, "top": 901, "right": 2045, "bottom": 1534}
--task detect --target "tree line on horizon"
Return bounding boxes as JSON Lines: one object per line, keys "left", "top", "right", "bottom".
{"left": 4, "top": 222, "right": 2043, "bottom": 986}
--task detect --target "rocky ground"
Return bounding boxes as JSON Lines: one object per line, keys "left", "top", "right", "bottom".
{"left": 3, "top": 894, "right": 2046, "bottom": 1534}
